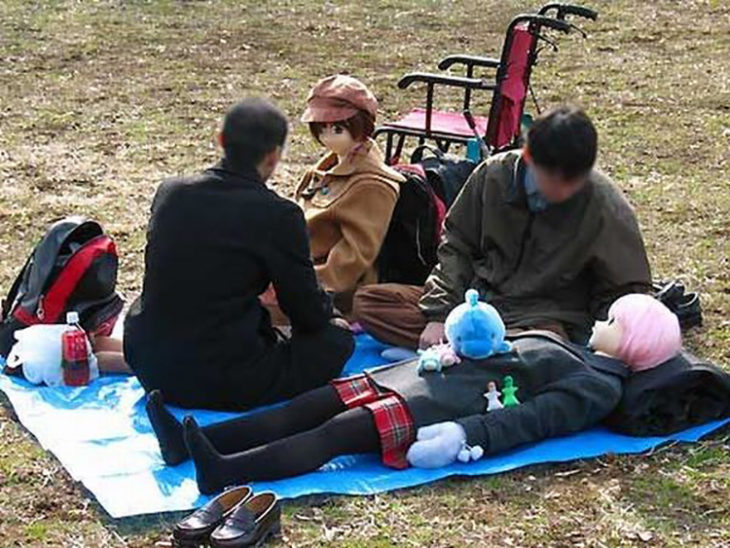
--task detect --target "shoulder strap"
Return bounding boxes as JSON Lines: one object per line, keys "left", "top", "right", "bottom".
{"left": 1, "top": 254, "right": 32, "bottom": 320}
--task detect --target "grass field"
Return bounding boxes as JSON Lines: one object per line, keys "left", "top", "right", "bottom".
{"left": 1, "top": 0, "right": 729, "bottom": 546}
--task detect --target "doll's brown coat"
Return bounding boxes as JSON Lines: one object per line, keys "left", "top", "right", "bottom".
{"left": 296, "top": 139, "right": 405, "bottom": 295}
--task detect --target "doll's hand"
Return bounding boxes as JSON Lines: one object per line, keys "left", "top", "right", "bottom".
{"left": 330, "top": 317, "right": 351, "bottom": 331}
{"left": 419, "top": 322, "right": 446, "bottom": 349}
{"left": 406, "top": 422, "right": 466, "bottom": 468}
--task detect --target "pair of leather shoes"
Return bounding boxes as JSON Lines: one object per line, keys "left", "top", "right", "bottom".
{"left": 173, "top": 487, "right": 281, "bottom": 547}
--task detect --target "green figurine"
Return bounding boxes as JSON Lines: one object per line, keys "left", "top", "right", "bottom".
{"left": 502, "top": 376, "right": 520, "bottom": 407}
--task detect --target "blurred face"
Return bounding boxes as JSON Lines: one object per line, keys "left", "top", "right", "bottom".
{"left": 589, "top": 314, "right": 623, "bottom": 357}
{"left": 526, "top": 157, "right": 588, "bottom": 204}
{"left": 318, "top": 122, "right": 357, "bottom": 157}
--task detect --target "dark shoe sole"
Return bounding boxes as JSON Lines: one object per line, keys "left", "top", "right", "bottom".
{"left": 210, "top": 523, "right": 282, "bottom": 548}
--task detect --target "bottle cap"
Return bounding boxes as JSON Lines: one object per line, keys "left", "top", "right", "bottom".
{"left": 66, "top": 311, "right": 80, "bottom": 324}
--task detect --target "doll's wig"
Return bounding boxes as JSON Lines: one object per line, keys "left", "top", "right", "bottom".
{"left": 609, "top": 293, "right": 682, "bottom": 372}
{"left": 309, "top": 110, "right": 375, "bottom": 145}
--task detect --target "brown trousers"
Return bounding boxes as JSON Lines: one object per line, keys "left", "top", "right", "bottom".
{"left": 352, "top": 284, "right": 427, "bottom": 348}
{"left": 353, "top": 283, "right": 570, "bottom": 349}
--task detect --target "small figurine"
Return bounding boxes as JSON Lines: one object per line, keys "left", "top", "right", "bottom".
{"left": 502, "top": 376, "right": 520, "bottom": 407}
{"left": 417, "top": 347, "right": 443, "bottom": 373}
{"left": 484, "top": 381, "right": 504, "bottom": 411}
{"left": 434, "top": 342, "right": 461, "bottom": 367}
{"left": 417, "top": 342, "right": 462, "bottom": 373}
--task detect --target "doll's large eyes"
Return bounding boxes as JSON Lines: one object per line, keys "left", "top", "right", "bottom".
{"left": 332, "top": 124, "right": 345, "bottom": 135}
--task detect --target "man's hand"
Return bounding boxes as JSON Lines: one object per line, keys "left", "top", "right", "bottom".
{"left": 419, "top": 321, "right": 446, "bottom": 349}
{"left": 406, "top": 422, "right": 466, "bottom": 468}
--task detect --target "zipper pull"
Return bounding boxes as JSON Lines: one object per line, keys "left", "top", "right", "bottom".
{"left": 37, "top": 295, "right": 45, "bottom": 320}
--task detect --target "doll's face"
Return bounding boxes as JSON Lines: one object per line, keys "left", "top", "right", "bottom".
{"left": 589, "top": 315, "right": 623, "bottom": 357}
{"left": 319, "top": 123, "right": 357, "bottom": 157}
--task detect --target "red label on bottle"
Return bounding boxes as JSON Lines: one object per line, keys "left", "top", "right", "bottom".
{"left": 62, "top": 329, "right": 90, "bottom": 386}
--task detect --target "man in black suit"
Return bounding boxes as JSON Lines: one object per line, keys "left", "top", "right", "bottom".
{"left": 124, "top": 98, "right": 354, "bottom": 410}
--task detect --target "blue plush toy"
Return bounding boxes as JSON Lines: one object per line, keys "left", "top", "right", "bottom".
{"left": 444, "top": 289, "right": 512, "bottom": 359}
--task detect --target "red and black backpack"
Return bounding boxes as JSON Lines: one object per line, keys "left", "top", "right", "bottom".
{"left": 0, "top": 216, "right": 124, "bottom": 358}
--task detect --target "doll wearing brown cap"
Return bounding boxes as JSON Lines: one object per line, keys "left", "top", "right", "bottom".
{"left": 294, "top": 75, "right": 406, "bottom": 314}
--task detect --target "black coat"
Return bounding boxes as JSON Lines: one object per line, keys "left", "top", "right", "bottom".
{"left": 124, "top": 160, "right": 333, "bottom": 391}
{"left": 367, "top": 332, "right": 627, "bottom": 455}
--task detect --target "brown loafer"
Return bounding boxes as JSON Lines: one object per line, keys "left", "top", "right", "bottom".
{"left": 173, "top": 486, "right": 253, "bottom": 546}
{"left": 210, "top": 492, "right": 281, "bottom": 547}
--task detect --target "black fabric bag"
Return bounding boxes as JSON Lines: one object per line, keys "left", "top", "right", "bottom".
{"left": 0, "top": 216, "right": 124, "bottom": 359}
{"left": 603, "top": 350, "right": 730, "bottom": 436}
{"left": 411, "top": 145, "right": 478, "bottom": 207}
{"left": 376, "top": 167, "right": 441, "bottom": 285}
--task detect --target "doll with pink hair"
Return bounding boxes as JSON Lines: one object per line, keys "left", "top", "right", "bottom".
{"left": 407, "top": 293, "right": 683, "bottom": 468}
{"left": 589, "top": 293, "right": 682, "bottom": 372}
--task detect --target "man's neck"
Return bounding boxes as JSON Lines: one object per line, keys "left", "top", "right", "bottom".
{"left": 219, "top": 157, "right": 264, "bottom": 183}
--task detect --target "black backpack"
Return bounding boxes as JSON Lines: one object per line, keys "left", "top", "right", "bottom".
{"left": 0, "top": 216, "right": 124, "bottom": 358}
{"left": 603, "top": 350, "right": 730, "bottom": 436}
{"left": 411, "top": 145, "right": 478, "bottom": 207}
{"left": 376, "top": 166, "right": 442, "bottom": 285}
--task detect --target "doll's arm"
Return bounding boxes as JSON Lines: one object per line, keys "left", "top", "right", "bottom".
{"left": 316, "top": 182, "right": 398, "bottom": 293}
{"left": 456, "top": 374, "right": 622, "bottom": 455}
{"left": 419, "top": 164, "right": 486, "bottom": 322}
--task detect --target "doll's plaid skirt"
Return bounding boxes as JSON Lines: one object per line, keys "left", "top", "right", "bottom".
{"left": 331, "top": 374, "right": 415, "bottom": 469}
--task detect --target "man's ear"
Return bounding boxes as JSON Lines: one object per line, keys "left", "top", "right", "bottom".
{"left": 264, "top": 146, "right": 282, "bottom": 168}
{"left": 257, "top": 146, "right": 282, "bottom": 179}
{"left": 217, "top": 132, "right": 225, "bottom": 148}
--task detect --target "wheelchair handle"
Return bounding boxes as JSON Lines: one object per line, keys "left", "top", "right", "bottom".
{"left": 437, "top": 54, "right": 500, "bottom": 71}
{"left": 538, "top": 3, "right": 598, "bottom": 21}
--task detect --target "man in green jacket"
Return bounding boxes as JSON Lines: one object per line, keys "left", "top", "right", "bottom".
{"left": 353, "top": 106, "right": 652, "bottom": 348}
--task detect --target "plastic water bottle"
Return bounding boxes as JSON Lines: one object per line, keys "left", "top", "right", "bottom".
{"left": 466, "top": 138, "right": 482, "bottom": 162}
{"left": 61, "top": 311, "right": 90, "bottom": 386}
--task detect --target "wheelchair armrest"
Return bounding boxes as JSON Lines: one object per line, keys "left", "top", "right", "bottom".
{"left": 437, "top": 55, "right": 501, "bottom": 71}
{"left": 538, "top": 3, "right": 598, "bottom": 21}
{"left": 397, "top": 72, "right": 494, "bottom": 90}
{"left": 514, "top": 14, "right": 571, "bottom": 33}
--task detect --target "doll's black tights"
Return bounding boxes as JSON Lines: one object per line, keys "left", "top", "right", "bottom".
{"left": 184, "top": 404, "right": 380, "bottom": 494}
{"left": 147, "top": 386, "right": 379, "bottom": 477}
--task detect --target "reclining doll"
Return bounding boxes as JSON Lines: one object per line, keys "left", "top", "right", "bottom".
{"left": 145, "top": 292, "right": 682, "bottom": 494}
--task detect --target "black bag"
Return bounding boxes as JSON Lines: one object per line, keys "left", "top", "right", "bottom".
{"left": 603, "top": 350, "right": 730, "bottom": 436}
{"left": 376, "top": 166, "right": 441, "bottom": 285}
{"left": 0, "top": 216, "right": 124, "bottom": 358}
{"left": 411, "top": 145, "right": 478, "bottom": 207}
{"left": 653, "top": 279, "right": 702, "bottom": 331}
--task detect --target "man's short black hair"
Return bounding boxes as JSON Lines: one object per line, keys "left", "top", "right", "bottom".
{"left": 527, "top": 106, "right": 597, "bottom": 179}
{"left": 221, "top": 98, "right": 288, "bottom": 168}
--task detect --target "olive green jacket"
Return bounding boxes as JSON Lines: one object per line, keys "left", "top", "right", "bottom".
{"left": 419, "top": 150, "right": 652, "bottom": 342}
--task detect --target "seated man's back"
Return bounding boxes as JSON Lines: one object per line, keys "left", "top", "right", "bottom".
{"left": 124, "top": 99, "right": 354, "bottom": 410}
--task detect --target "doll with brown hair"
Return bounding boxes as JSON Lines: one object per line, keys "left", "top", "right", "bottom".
{"left": 146, "top": 293, "right": 685, "bottom": 494}
{"left": 293, "top": 75, "right": 406, "bottom": 314}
